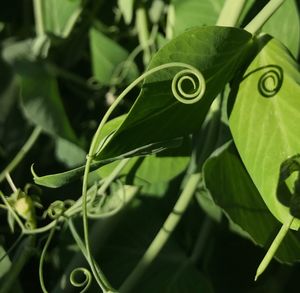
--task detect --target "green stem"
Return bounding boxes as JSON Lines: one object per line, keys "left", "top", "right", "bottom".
{"left": 0, "top": 191, "right": 26, "bottom": 232}
{"left": 82, "top": 62, "right": 204, "bottom": 292}
{"left": 39, "top": 224, "right": 57, "bottom": 293}
{"left": 244, "top": 0, "right": 286, "bottom": 35}
{"left": 33, "top": 0, "right": 45, "bottom": 37}
{"left": 0, "top": 126, "right": 42, "bottom": 183}
{"left": 82, "top": 156, "right": 116, "bottom": 292}
{"left": 255, "top": 215, "right": 294, "bottom": 281}
{"left": 189, "top": 216, "right": 213, "bottom": 264}
{"left": 216, "top": 0, "right": 247, "bottom": 27}
{"left": 135, "top": 5, "right": 151, "bottom": 65}
{"left": 119, "top": 173, "right": 202, "bottom": 293}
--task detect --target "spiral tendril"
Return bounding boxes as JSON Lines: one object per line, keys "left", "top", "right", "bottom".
{"left": 257, "top": 66, "right": 283, "bottom": 98}
{"left": 172, "top": 68, "right": 206, "bottom": 104}
{"left": 70, "top": 267, "right": 92, "bottom": 293}
{"left": 81, "top": 62, "right": 207, "bottom": 292}
{"left": 47, "top": 200, "right": 75, "bottom": 219}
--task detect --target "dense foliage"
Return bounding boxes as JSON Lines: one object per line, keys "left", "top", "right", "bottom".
{"left": 0, "top": 0, "right": 300, "bottom": 292}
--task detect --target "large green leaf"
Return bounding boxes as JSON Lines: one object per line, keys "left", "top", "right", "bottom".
{"left": 204, "top": 142, "right": 300, "bottom": 263}
{"left": 40, "top": 0, "right": 82, "bottom": 38}
{"left": 229, "top": 35, "right": 300, "bottom": 230}
{"left": 96, "top": 26, "right": 253, "bottom": 160}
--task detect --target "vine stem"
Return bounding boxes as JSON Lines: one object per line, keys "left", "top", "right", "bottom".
{"left": 82, "top": 62, "right": 204, "bottom": 292}
{"left": 119, "top": 173, "right": 201, "bottom": 293}
{"left": 244, "top": 0, "right": 286, "bottom": 35}
{"left": 216, "top": 0, "right": 247, "bottom": 27}
{"left": 255, "top": 215, "right": 294, "bottom": 281}
{"left": 0, "top": 126, "right": 42, "bottom": 183}
{"left": 33, "top": 0, "right": 45, "bottom": 37}
{"left": 0, "top": 191, "right": 26, "bottom": 232}
{"left": 39, "top": 224, "right": 57, "bottom": 293}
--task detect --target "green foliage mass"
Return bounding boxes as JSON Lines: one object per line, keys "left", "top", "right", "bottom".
{"left": 0, "top": 0, "right": 299, "bottom": 292}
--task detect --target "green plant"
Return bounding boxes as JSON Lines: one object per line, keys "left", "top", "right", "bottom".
{"left": 0, "top": 0, "right": 299, "bottom": 292}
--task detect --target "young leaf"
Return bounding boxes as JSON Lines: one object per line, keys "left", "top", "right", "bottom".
{"left": 96, "top": 26, "right": 254, "bottom": 160}
{"left": 32, "top": 138, "right": 183, "bottom": 188}
{"left": 229, "top": 34, "right": 300, "bottom": 230}
{"left": 39, "top": 0, "right": 82, "bottom": 38}
{"left": 89, "top": 25, "right": 138, "bottom": 85}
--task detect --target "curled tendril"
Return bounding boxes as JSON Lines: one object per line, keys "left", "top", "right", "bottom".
{"left": 258, "top": 67, "right": 283, "bottom": 98}
{"left": 81, "top": 62, "right": 207, "bottom": 292}
{"left": 47, "top": 200, "right": 75, "bottom": 219}
{"left": 70, "top": 267, "right": 92, "bottom": 293}
{"left": 172, "top": 68, "right": 206, "bottom": 104}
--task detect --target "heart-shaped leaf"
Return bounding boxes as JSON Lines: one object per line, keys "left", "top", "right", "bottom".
{"left": 229, "top": 35, "right": 300, "bottom": 230}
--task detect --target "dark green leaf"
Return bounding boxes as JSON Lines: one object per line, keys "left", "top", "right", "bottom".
{"left": 97, "top": 26, "right": 253, "bottom": 160}
{"left": 204, "top": 141, "right": 300, "bottom": 263}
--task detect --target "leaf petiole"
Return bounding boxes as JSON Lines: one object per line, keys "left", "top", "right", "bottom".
{"left": 255, "top": 214, "right": 294, "bottom": 281}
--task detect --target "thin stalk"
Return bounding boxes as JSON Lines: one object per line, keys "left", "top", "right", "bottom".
{"left": 33, "top": 0, "right": 45, "bottom": 37}
{"left": 189, "top": 216, "right": 213, "bottom": 264}
{"left": 5, "top": 173, "right": 18, "bottom": 193}
{"left": 119, "top": 173, "right": 202, "bottom": 293}
{"left": 255, "top": 215, "right": 294, "bottom": 281}
{"left": 0, "top": 126, "right": 42, "bottom": 183}
{"left": 244, "top": 0, "right": 286, "bottom": 35}
{"left": 216, "top": 0, "right": 247, "bottom": 27}
{"left": 39, "top": 224, "right": 57, "bottom": 293}
{"left": 0, "top": 191, "right": 26, "bottom": 232}
{"left": 135, "top": 5, "right": 151, "bottom": 65}
{"left": 82, "top": 156, "right": 116, "bottom": 293}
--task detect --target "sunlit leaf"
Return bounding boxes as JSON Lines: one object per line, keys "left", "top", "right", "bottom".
{"left": 229, "top": 35, "right": 300, "bottom": 230}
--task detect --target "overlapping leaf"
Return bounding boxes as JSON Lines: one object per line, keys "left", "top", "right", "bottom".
{"left": 204, "top": 142, "right": 300, "bottom": 263}
{"left": 229, "top": 35, "right": 300, "bottom": 229}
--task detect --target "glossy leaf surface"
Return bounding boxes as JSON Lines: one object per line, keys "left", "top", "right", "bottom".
{"left": 97, "top": 26, "right": 253, "bottom": 160}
